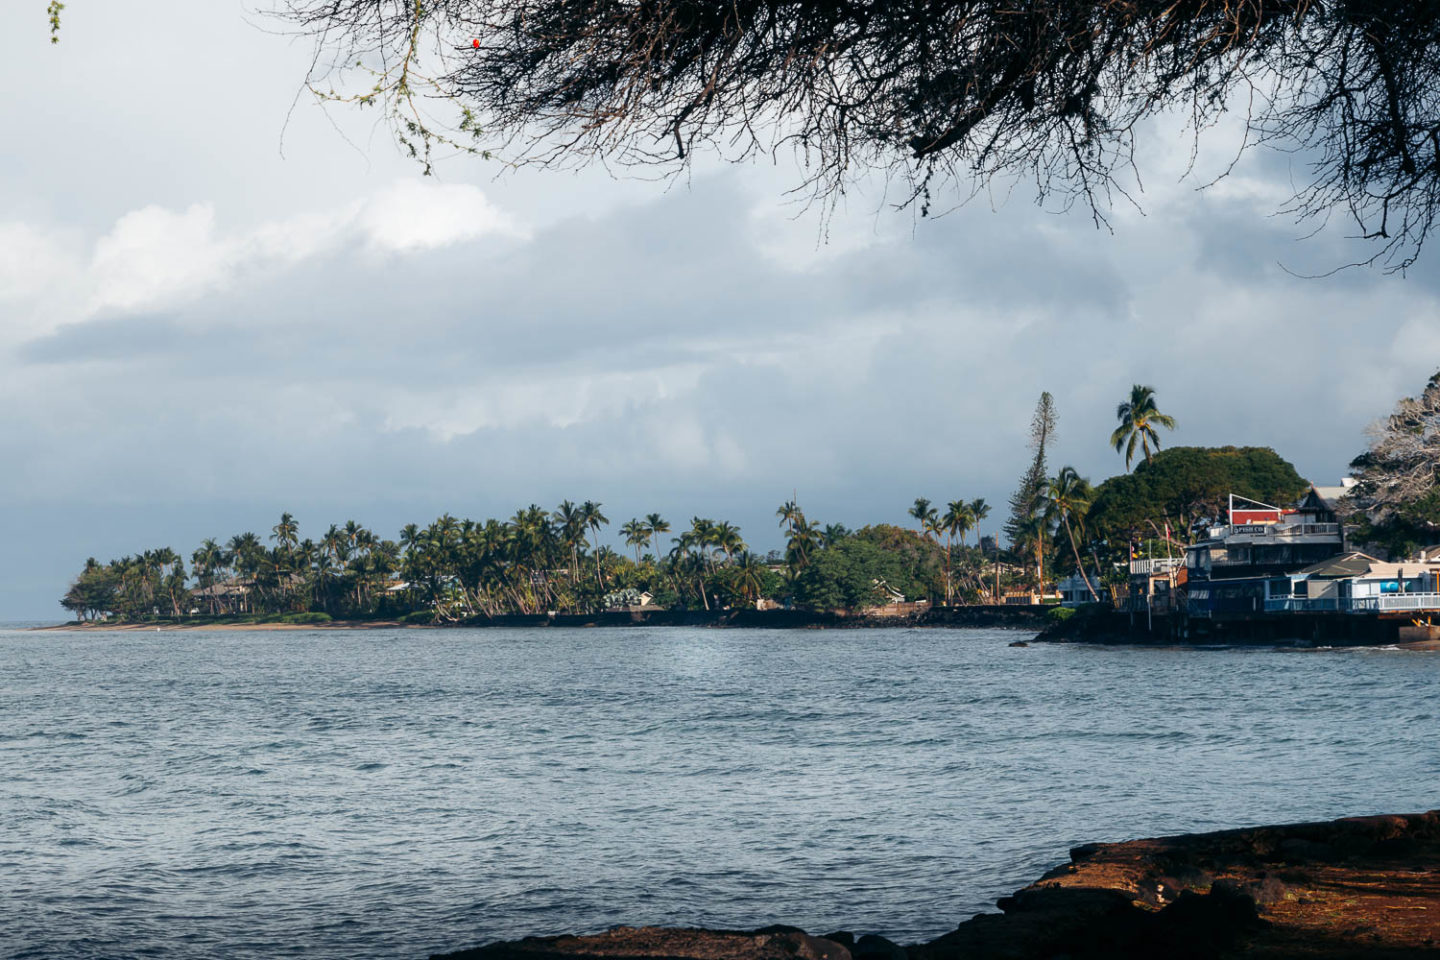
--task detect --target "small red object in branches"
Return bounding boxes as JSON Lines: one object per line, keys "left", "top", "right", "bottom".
{"left": 472, "top": 39, "right": 480, "bottom": 48}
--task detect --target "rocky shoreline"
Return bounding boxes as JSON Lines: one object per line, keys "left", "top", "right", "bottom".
{"left": 434, "top": 811, "right": 1440, "bottom": 960}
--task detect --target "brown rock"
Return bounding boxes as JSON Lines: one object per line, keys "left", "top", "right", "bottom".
{"left": 432, "top": 926, "right": 852, "bottom": 960}
{"left": 431, "top": 811, "right": 1440, "bottom": 960}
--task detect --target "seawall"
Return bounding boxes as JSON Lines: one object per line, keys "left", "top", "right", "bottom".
{"left": 1035, "top": 609, "right": 1422, "bottom": 647}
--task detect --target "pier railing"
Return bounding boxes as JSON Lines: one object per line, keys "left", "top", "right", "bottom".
{"left": 1264, "top": 593, "right": 1440, "bottom": 614}
{"left": 1352, "top": 593, "right": 1440, "bottom": 613}
{"left": 1264, "top": 598, "right": 1345, "bottom": 613}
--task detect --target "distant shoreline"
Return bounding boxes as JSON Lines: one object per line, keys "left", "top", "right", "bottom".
{"left": 32, "top": 619, "right": 413, "bottom": 632}
{"left": 33, "top": 606, "right": 1053, "bottom": 633}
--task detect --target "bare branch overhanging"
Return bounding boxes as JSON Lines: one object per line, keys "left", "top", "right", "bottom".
{"left": 284, "top": 0, "right": 1440, "bottom": 270}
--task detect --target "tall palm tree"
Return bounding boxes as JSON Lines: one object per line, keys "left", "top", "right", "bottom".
{"left": 689, "top": 517, "right": 717, "bottom": 571}
{"left": 581, "top": 500, "right": 609, "bottom": 587}
{"left": 942, "top": 500, "right": 974, "bottom": 603}
{"left": 968, "top": 498, "right": 991, "bottom": 546}
{"left": 620, "top": 519, "right": 649, "bottom": 562}
{"left": 785, "top": 514, "right": 819, "bottom": 571}
{"left": 644, "top": 513, "right": 670, "bottom": 563}
{"left": 191, "top": 538, "right": 229, "bottom": 615}
{"left": 712, "top": 521, "right": 745, "bottom": 563}
{"left": 1046, "top": 466, "right": 1100, "bottom": 602}
{"left": 271, "top": 513, "right": 299, "bottom": 550}
{"left": 732, "top": 552, "right": 766, "bottom": 604}
{"left": 554, "top": 500, "right": 587, "bottom": 585}
{"left": 909, "top": 498, "right": 938, "bottom": 538}
{"left": 776, "top": 500, "right": 799, "bottom": 535}
{"left": 1110, "top": 384, "right": 1178, "bottom": 471}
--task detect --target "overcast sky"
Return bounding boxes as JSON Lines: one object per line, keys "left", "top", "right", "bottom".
{"left": 2, "top": 2, "right": 1438, "bottom": 619}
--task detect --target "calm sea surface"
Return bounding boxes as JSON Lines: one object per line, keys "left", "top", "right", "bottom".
{"left": 2, "top": 626, "right": 1437, "bottom": 959}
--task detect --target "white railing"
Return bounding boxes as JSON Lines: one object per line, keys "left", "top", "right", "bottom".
{"left": 1221, "top": 522, "right": 1340, "bottom": 539}
{"left": 1264, "top": 593, "right": 1440, "bottom": 614}
{"left": 1130, "top": 557, "right": 1183, "bottom": 575}
{"left": 1375, "top": 593, "right": 1440, "bottom": 612}
{"left": 1264, "top": 598, "right": 1344, "bottom": 613}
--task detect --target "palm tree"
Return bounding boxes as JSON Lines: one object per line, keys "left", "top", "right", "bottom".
{"left": 644, "top": 513, "right": 670, "bottom": 563}
{"left": 942, "top": 500, "right": 974, "bottom": 603}
{"left": 271, "top": 513, "right": 299, "bottom": 550}
{"left": 554, "top": 500, "right": 587, "bottom": 585}
{"left": 732, "top": 552, "right": 766, "bottom": 605}
{"left": 620, "top": 519, "right": 649, "bottom": 562}
{"left": 1110, "top": 384, "right": 1178, "bottom": 471}
{"left": 776, "top": 500, "right": 799, "bottom": 535}
{"left": 968, "top": 498, "right": 991, "bottom": 546}
{"left": 712, "top": 521, "right": 745, "bottom": 563}
{"left": 785, "top": 514, "right": 819, "bottom": 570}
{"left": 689, "top": 517, "right": 717, "bottom": 571}
{"left": 909, "top": 497, "right": 937, "bottom": 537}
{"left": 191, "top": 538, "right": 228, "bottom": 615}
{"left": 581, "top": 500, "right": 609, "bottom": 587}
{"left": 1046, "top": 466, "right": 1100, "bottom": 602}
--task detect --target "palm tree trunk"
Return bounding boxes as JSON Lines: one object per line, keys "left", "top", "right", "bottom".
{"left": 1064, "top": 518, "right": 1100, "bottom": 602}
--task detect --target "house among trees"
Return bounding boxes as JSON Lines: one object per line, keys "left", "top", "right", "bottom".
{"left": 1184, "top": 488, "right": 1440, "bottom": 620}
{"left": 1056, "top": 571, "right": 1107, "bottom": 607}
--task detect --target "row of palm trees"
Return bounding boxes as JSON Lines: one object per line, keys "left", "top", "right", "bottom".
{"left": 63, "top": 388, "right": 1180, "bottom": 621}
{"left": 905, "top": 497, "right": 992, "bottom": 601}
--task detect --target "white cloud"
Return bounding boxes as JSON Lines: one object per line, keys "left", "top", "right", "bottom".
{"left": 0, "top": 223, "right": 76, "bottom": 303}
{"left": 1, "top": 180, "right": 528, "bottom": 344}
{"left": 356, "top": 180, "right": 528, "bottom": 252}
{"left": 89, "top": 203, "right": 232, "bottom": 314}
{"left": 380, "top": 364, "right": 705, "bottom": 441}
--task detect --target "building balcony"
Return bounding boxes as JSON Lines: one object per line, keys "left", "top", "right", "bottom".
{"left": 1130, "top": 557, "right": 1183, "bottom": 575}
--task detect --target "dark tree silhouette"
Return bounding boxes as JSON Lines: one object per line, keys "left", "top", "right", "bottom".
{"left": 281, "top": 0, "right": 1440, "bottom": 268}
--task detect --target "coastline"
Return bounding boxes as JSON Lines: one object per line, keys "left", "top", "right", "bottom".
{"left": 31, "top": 606, "right": 1052, "bottom": 632}
{"left": 433, "top": 810, "right": 1440, "bottom": 960}
{"left": 31, "top": 608, "right": 1440, "bottom": 649}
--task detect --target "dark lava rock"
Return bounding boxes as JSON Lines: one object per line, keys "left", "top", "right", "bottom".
{"left": 852, "top": 934, "right": 905, "bottom": 960}
{"left": 432, "top": 926, "right": 852, "bottom": 960}
{"left": 430, "top": 810, "right": 1440, "bottom": 960}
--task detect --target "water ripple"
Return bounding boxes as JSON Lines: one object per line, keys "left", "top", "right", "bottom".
{"left": 1, "top": 626, "right": 1437, "bottom": 960}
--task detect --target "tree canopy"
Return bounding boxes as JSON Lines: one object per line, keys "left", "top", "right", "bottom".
{"left": 1085, "top": 445, "right": 1310, "bottom": 544}
{"left": 1345, "top": 370, "right": 1440, "bottom": 555}
{"left": 283, "top": 0, "right": 1440, "bottom": 267}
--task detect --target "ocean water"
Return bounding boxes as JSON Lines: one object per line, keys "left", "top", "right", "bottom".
{"left": 2, "top": 626, "right": 1436, "bottom": 959}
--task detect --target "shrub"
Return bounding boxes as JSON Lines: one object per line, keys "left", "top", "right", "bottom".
{"left": 280, "top": 611, "right": 332, "bottom": 625}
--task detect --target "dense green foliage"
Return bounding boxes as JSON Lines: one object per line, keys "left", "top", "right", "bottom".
{"left": 1085, "top": 446, "right": 1310, "bottom": 545}
{"left": 792, "top": 538, "right": 908, "bottom": 610}
{"left": 61, "top": 503, "right": 996, "bottom": 623}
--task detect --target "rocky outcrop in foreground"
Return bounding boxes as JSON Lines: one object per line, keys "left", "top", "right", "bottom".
{"left": 434, "top": 811, "right": 1440, "bottom": 960}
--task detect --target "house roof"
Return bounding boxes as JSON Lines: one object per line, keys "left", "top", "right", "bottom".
{"left": 1297, "top": 552, "right": 1440, "bottom": 579}
{"left": 1296, "top": 553, "right": 1382, "bottom": 578}
{"left": 1360, "top": 560, "right": 1440, "bottom": 580}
